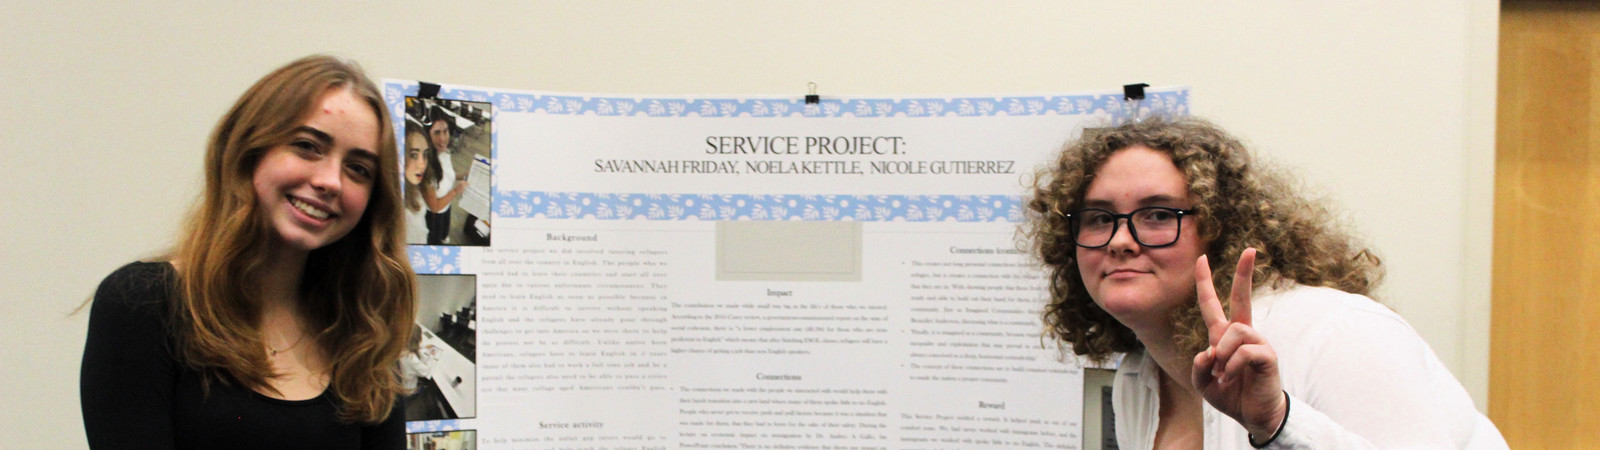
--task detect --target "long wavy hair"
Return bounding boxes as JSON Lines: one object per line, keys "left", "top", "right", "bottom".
{"left": 170, "top": 55, "right": 417, "bottom": 423}
{"left": 403, "top": 121, "right": 431, "bottom": 212}
{"left": 1024, "top": 116, "right": 1384, "bottom": 363}
{"left": 423, "top": 105, "right": 451, "bottom": 189}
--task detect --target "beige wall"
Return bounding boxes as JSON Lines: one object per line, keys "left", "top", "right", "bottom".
{"left": 0, "top": 1, "right": 1497, "bottom": 447}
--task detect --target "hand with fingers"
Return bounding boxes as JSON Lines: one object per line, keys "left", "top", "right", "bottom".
{"left": 1191, "top": 248, "right": 1289, "bottom": 442}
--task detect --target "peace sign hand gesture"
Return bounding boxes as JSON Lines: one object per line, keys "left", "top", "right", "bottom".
{"left": 1191, "top": 248, "right": 1288, "bottom": 440}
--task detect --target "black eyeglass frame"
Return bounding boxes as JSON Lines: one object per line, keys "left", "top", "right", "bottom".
{"left": 1065, "top": 206, "right": 1196, "bottom": 249}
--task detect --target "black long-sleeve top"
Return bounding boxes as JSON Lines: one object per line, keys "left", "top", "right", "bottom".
{"left": 80, "top": 262, "right": 404, "bottom": 449}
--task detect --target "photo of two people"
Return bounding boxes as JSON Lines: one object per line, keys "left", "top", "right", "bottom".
{"left": 402, "top": 97, "right": 494, "bottom": 247}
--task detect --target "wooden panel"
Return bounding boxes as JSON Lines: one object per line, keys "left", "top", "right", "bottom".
{"left": 1492, "top": 2, "right": 1600, "bottom": 447}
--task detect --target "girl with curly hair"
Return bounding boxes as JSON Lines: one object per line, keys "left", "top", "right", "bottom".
{"left": 80, "top": 55, "right": 417, "bottom": 449}
{"left": 1025, "top": 116, "right": 1504, "bottom": 448}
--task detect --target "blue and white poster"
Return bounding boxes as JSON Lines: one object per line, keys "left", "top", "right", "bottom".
{"left": 387, "top": 80, "right": 1189, "bottom": 450}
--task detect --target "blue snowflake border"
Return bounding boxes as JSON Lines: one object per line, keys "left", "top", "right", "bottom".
{"left": 406, "top": 419, "right": 463, "bottom": 433}
{"left": 382, "top": 82, "right": 1188, "bottom": 126}
{"left": 407, "top": 246, "right": 461, "bottom": 274}
{"left": 495, "top": 192, "right": 1021, "bottom": 222}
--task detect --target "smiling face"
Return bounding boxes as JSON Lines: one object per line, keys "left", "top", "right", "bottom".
{"left": 1075, "top": 145, "right": 1205, "bottom": 332}
{"left": 404, "top": 130, "right": 428, "bottom": 186}
{"left": 428, "top": 118, "right": 450, "bottom": 153}
{"left": 252, "top": 87, "right": 380, "bottom": 255}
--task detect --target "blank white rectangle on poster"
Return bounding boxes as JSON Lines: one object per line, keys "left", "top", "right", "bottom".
{"left": 716, "top": 221, "right": 861, "bottom": 281}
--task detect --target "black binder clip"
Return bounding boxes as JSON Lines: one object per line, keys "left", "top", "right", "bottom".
{"left": 1122, "top": 83, "right": 1150, "bottom": 123}
{"left": 1123, "top": 83, "right": 1148, "bottom": 101}
{"left": 418, "top": 81, "right": 441, "bottom": 99}
{"left": 805, "top": 81, "right": 820, "bottom": 104}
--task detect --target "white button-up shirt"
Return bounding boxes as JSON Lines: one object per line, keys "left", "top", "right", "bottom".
{"left": 1111, "top": 285, "right": 1508, "bottom": 449}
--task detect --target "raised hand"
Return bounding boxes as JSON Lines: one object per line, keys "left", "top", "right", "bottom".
{"left": 1191, "top": 248, "right": 1287, "bottom": 439}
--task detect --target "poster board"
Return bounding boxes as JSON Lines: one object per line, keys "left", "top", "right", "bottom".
{"left": 389, "top": 81, "right": 1189, "bottom": 449}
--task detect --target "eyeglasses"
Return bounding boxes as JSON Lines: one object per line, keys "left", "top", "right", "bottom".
{"left": 1066, "top": 206, "right": 1194, "bottom": 248}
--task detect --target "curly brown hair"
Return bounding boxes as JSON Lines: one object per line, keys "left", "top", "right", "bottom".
{"left": 1024, "top": 116, "right": 1383, "bottom": 363}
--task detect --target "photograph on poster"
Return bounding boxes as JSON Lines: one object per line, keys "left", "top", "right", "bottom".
{"left": 405, "top": 273, "right": 478, "bottom": 422}
{"left": 403, "top": 97, "right": 494, "bottom": 247}
{"left": 406, "top": 429, "right": 477, "bottom": 450}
